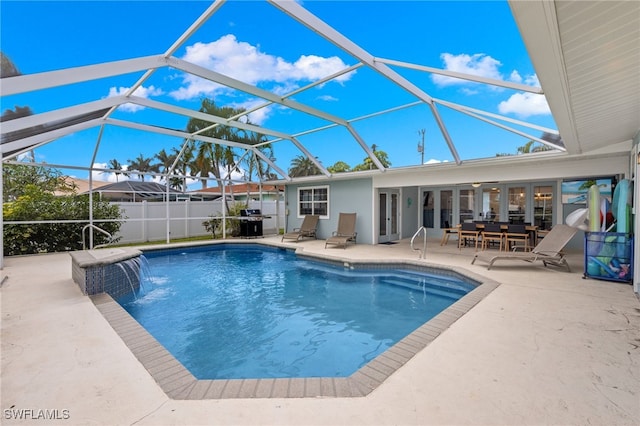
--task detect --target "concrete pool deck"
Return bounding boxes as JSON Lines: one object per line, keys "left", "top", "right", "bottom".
{"left": 1, "top": 237, "right": 639, "bottom": 425}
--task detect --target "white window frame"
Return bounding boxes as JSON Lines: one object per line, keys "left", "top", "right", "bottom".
{"left": 297, "top": 185, "right": 330, "bottom": 219}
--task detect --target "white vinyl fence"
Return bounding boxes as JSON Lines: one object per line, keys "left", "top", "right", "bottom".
{"left": 112, "top": 200, "right": 285, "bottom": 244}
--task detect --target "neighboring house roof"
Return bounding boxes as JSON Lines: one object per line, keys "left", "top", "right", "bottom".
{"left": 190, "top": 184, "right": 284, "bottom": 195}
{"left": 54, "top": 177, "right": 110, "bottom": 196}
{"left": 85, "top": 181, "right": 183, "bottom": 201}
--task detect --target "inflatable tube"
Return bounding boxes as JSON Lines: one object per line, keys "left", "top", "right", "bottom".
{"left": 612, "top": 179, "right": 632, "bottom": 233}
{"left": 588, "top": 256, "right": 616, "bottom": 278}
{"left": 599, "top": 197, "right": 610, "bottom": 232}
{"left": 587, "top": 184, "right": 601, "bottom": 232}
{"left": 565, "top": 208, "right": 589, "bottom": 230}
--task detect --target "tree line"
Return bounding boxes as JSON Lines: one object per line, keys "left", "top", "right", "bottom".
{"left": 111, "top": 99, "right": 393, "bottom": 189}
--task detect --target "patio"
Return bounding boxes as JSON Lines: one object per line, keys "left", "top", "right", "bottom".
{"left": 1, "top": 237, "right": 638, "bottom": 425}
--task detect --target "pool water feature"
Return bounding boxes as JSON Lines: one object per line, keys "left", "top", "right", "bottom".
{"left": 116, "top": 244, "right": 476, "bottom": 380}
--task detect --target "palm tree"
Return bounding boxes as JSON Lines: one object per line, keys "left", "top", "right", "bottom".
{"left": 352, "top": 145, "right": 391, "bottom": 171}
{"left": 238, "top": 130, "right": 274, "bottom": 182}
{"left": 289, "top": 155, "right": 321, "bottom": 177}
{"left": 498, "top": 136, "right": 559, "bottom": 157}
{"left": 171, "top": 144, "right": 194, "bottom": 191}
{"left": 108, "top": 158, "right": 128, "bottom": 182}
{"left": 185, "top": 99, "right": 243, "bottom": 191}
{"left": 327, "top": 161, "right": 351, "bottom": 173}
{"left": 154, "top": 148, "right": 178, "bottom": 187}
{"left": 127, "top": 154, "right": 159, "bottom": 182}
{"left": 0, "top": 52, "right": 20, "bottom": 78}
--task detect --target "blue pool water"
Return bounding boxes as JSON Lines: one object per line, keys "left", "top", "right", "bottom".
{"left": 117, "top": 244, "right": 475, "bottom": 380}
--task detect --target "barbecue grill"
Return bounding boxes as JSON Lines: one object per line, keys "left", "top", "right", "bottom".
{"left": 239, "top": 209, "right": 263, "bottom": 238}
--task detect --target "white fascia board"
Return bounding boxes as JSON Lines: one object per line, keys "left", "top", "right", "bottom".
{"left": 371, "top": 151, "right": 629, "bottom": 188}
{"left": 0, "top": 56, "right": 165, "bottom": 96}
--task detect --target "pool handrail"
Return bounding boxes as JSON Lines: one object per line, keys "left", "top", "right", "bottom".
{"left": 411, "top": 226, "right": 427, "bottom": 259}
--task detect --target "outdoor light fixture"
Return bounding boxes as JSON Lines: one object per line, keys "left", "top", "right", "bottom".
{"left": 471, "top": 182, "right": 481, "bottom": 188}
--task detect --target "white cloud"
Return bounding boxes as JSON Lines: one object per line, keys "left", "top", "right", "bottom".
{"left": 107, "top": 85, "right": 164, "bottom": 112}
{"left": 509, "top": 70, "right": 522, "bottom": 83}
{"left": 498, "top": 92, "right": 550, "bottom": 118}
{"left": 425, "top": 158, "right": 449, "bottom": 164}
{"left": 432, "top": 53, "right": 503, "bottom": 87}
{"left": 227, "top": 99, "right": 275, "bottom": 125}
{"left": 170, "top": 34, "right": 354, "bottom": 101}
{"left": 317, "top": 94, "right": 338, "bottom": 102}
{"left": 522, "top": 74, "right": 540, "bottom": 86}
{"left": 92, "top": 162, "right": 131, "bottom": 182}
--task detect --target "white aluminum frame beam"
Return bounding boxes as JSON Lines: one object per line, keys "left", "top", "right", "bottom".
{"left": 166, "top": 56, "right": 385, "bottom": 171}
{"left": 0, "top": 56, "right": 164, "bottom": 96}
{"left": 269, "top": 0, "right": 462, "bottom": 165}
{"left": 433, "top": 98, "right": 559, "bottom": 136}
{"left": 108, "top": 1, "right": 228, "bottom": 119}
{"left": 105, "top": 118, "right": 291, "bottom": 180}
{"left": 1, "top": 97, "right": 125, "bottom": 134}
{"left": 2, "top": 118, "right": 105, "bottom": 158}
{"left": 375, "top": 57, "right": 544, "bottom": 94}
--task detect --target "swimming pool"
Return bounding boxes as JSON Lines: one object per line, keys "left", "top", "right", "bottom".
{"left": 116, "top": 244, "right": 476, "bottom": 380}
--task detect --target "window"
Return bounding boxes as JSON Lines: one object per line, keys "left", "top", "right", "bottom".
{"left": 482, "top": 187, "right": 501, "bottom": 221}
{"left": 423, "top": 190, "right": 434, "bottom": 228}
{"left": 298, "top": 186, "right": 329, "bottom": 218}
{"left": 508, "top": 186, "right": 526, "bottom": 224}
{"left": 534, "top": 185, "right": 553, "bottom": 230}
{"left": 440, "top": 190, "right": 453, "bottom": 228}
{"left": 459, "top": 189, "right": 475, "bottom": 223}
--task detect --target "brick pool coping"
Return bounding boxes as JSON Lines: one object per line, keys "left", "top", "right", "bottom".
{"left": 90, "top": 245, "right": 500, "bottom": 399}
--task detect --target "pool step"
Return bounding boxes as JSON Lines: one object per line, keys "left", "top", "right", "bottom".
{"left": 380, "top": 274, "right": 471, "bottom": 295}
{"left": 379, "top": 278, "right": 464, "bottom": 301}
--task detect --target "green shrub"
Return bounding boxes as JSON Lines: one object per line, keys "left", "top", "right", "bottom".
{"left": 201, "top": 203, "right": 246, "bottom": 238}
{"left": 3, "top": 185, "right": 124, "bottom": 255}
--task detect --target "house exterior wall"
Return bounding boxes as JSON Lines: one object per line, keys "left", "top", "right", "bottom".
{"left": 283, "top": 152, "right": 632, "bottom": 252}
{"left": 285, "top": 178, "right": 374, "bottom": 243}
{"left": 401, "top": 186, "right": 420, "bottom": 239}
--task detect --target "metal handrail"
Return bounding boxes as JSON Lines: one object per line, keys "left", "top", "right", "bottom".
{"left": 410, "top": 226, "right": 427, "bottom": 259}
{"left": 82, "top": 224, "right": 113, "bottom": 250}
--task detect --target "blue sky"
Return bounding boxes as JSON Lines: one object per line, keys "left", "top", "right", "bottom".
{"left": 1, "top": 1, "right": 558, "bottom": 187}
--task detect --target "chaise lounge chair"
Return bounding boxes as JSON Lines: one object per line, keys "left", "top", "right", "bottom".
{"left": 325, "top": 213, "right": 357, "bottom": 249}
{"left": 471, "top": 224, "right": 577, "bottom": 271}
{"left": 281, "top": 215, "right": 319, "bottom": 242}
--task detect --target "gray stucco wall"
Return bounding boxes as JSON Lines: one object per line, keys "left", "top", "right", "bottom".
{"left": 285, "top": 178, "right": 373, "bottom": 243}
{"left": 401, "top": 186, "right": 420, "bottom": 238}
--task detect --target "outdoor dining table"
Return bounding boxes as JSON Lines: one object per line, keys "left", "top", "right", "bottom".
{"left": 441, "top": 223, "right": 540, "bottom": 248}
